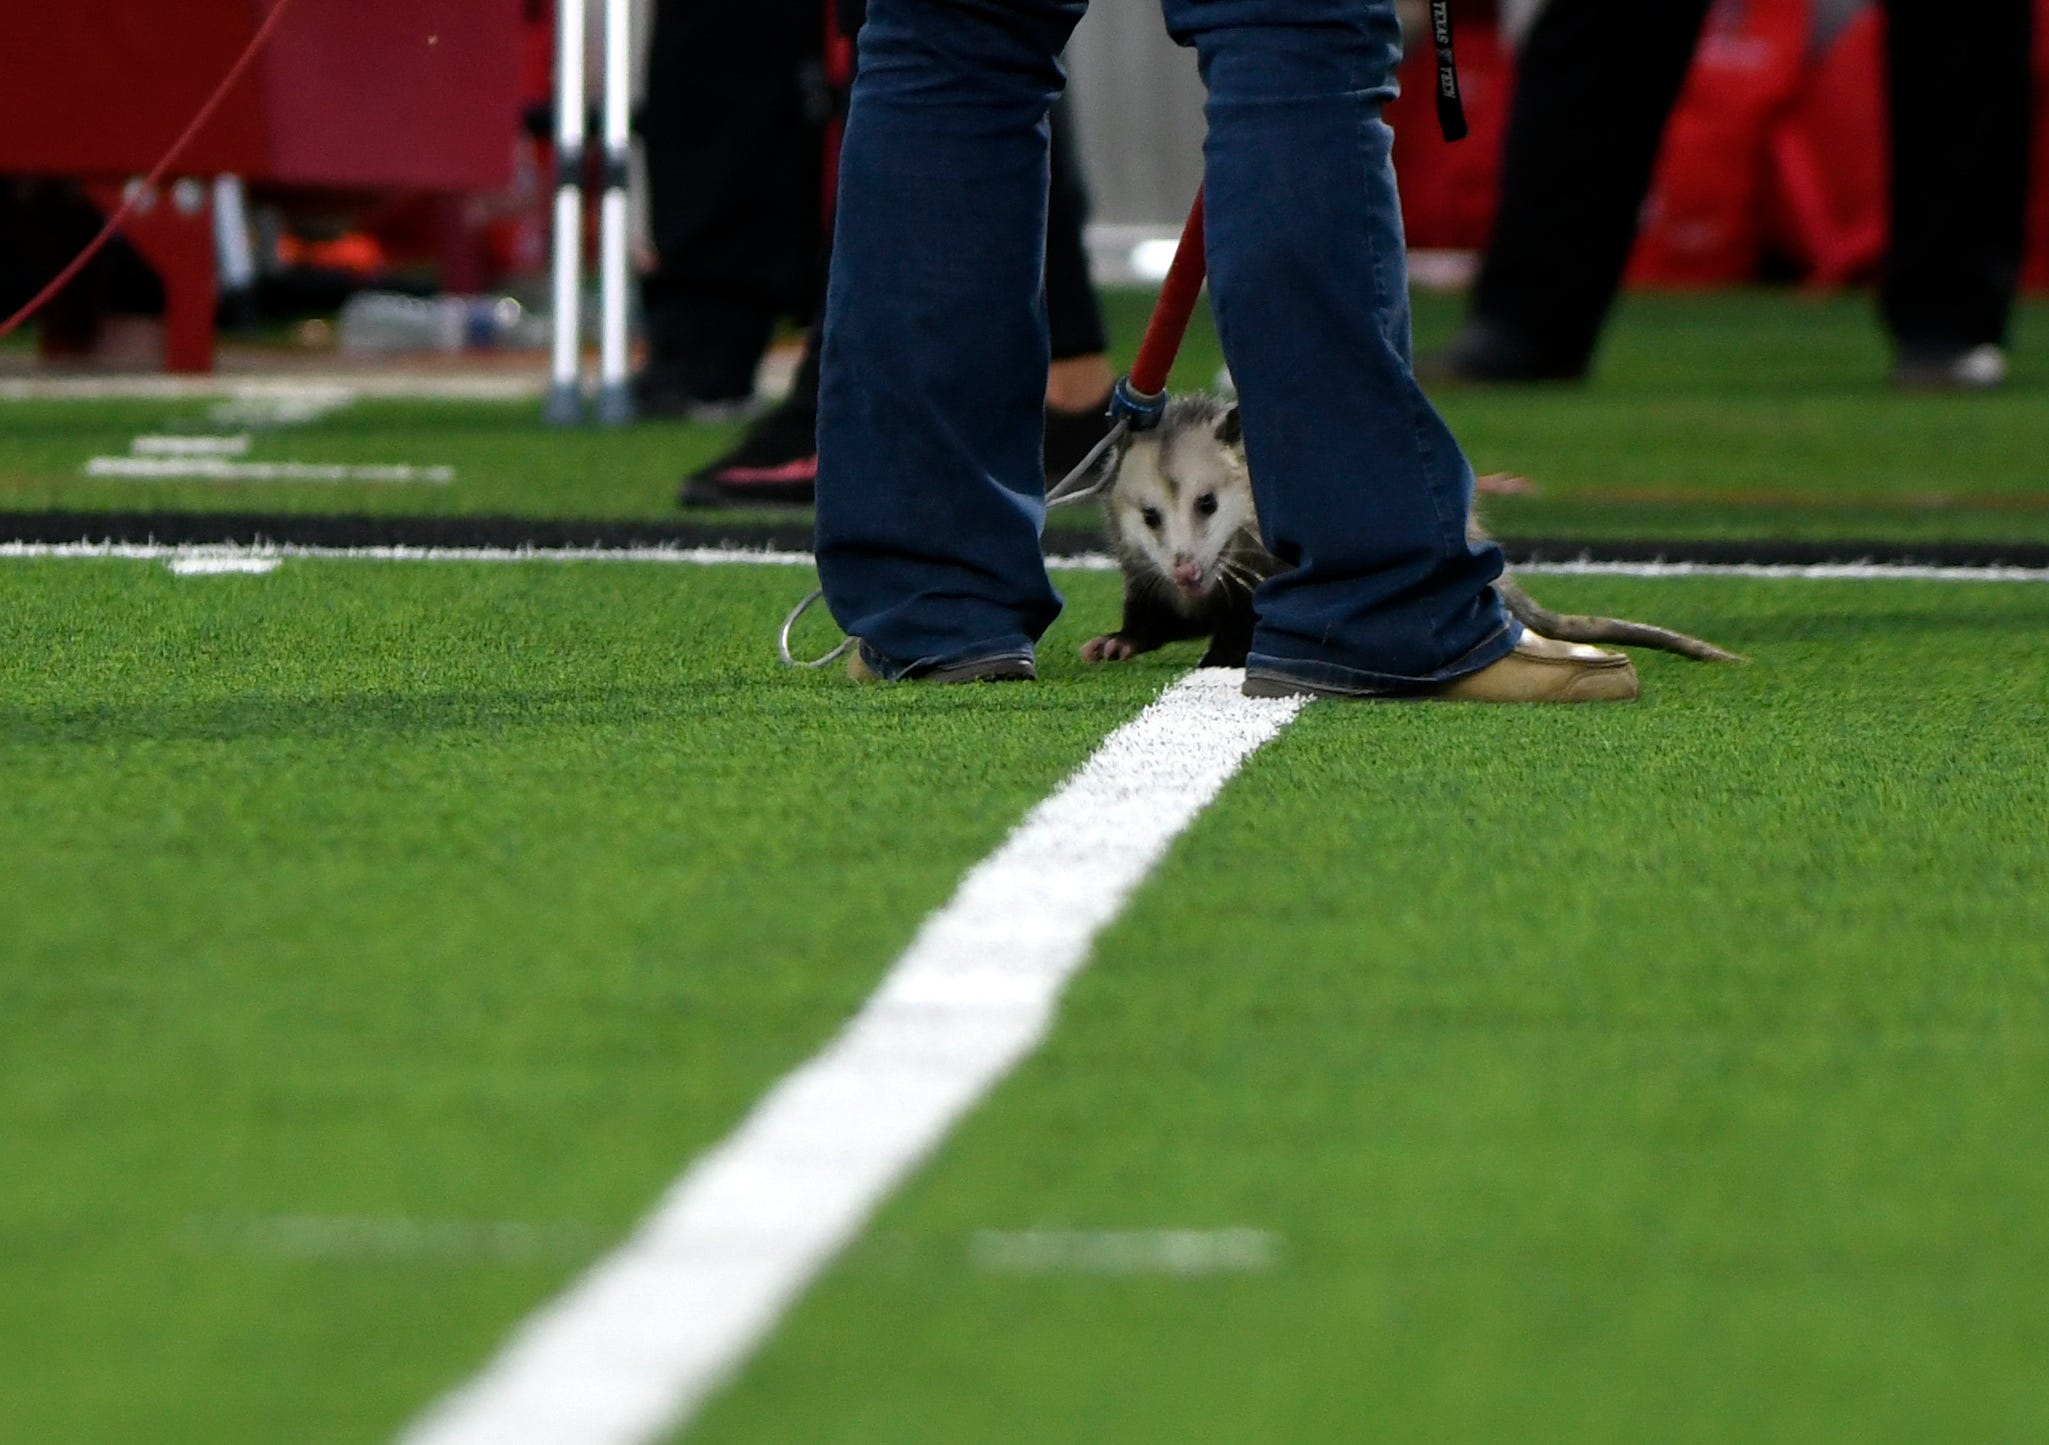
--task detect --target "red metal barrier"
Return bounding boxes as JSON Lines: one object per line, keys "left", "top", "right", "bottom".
{"left": 0, "top": 0, "right": 524, "bottom": 370}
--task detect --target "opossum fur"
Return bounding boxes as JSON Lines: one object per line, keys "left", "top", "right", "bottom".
{"left": 1078, "top": 394, "right": 1742, "bottom": 668}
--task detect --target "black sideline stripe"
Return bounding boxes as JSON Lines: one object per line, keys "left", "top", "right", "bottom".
{"left": 0, "top": 510, "right": 821, "bottom": 555}
{"left": 2, "top": 509, "right": 2047, "bottom": 570}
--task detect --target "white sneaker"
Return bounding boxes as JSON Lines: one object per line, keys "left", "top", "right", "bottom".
{"left": 1894, "top": 342, "right": 2008, "bottom": 391}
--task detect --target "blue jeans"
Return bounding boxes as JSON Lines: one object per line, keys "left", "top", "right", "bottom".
{"left": 816, "top": 0, "right": 1515, "bottom": 689}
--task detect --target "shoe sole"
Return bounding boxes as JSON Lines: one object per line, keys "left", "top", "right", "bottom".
{"left": 1243, "top": 664, "right": 1637, "bottom": 704}
{"left": 847, "top": 653, "right": 1037, "bottom": 685}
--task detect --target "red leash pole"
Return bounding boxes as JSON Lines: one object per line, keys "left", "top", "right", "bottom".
{"left": 1124, "top": 187, "right": 1206, "bottom": 401}
{"left": 1045, "top": 186, "right": 1209, "bottom": 504}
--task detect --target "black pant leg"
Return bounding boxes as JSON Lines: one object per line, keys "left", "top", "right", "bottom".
{"left": 1881, "top": 0, "right": 2033, "bottom": 351}
{"left": 1046, "top": 99, "right": 1108, "bottom": 362}
{"left": 640, "top": 0, "right": 827, "bottom": 394}
{"left": 1466, "top": 0, "right": 1715, "bottom": 372}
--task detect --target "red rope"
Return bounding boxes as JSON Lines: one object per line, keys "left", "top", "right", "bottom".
{"left": 0, "top": 0, "right": 300, "bottom": 345}
{"left": 1127, "top": 188, "right": 1206, "bottom": 397}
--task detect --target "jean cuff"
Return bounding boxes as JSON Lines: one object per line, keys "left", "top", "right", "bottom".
{"left": 1243, "top": 619, "right": 1521, "bottom": 697}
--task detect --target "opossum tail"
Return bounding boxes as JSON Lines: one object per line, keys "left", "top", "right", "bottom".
{"left": 1496, "top": 579, "right": 1746, "bottom": 664}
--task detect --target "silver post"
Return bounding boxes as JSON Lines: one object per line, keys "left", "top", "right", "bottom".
{"left": 211, "top": 176, "right": 256, "bottom": 297}
{"left": 595, "top": 0, "right": 636, "bottom": 425}
{"left": 544, "top": 0, "right": 590, "bottom": 426}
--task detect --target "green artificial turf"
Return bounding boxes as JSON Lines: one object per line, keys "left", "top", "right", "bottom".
{"left": 0, "top": 396, "right": 746, "bottom": 523}
{"left": 688, "top": 574, "right": 2049, "bottom": 1445}
{"left": 3, "top": 288, "right": 2048, "bottom": 544}
{"left": 4, "top": 554, "right": 2047, "bottom": 1442}
{"left": 0, "top": 557, "right": 1154, "bottom": 1442}
{"left": 1436, "top": 291, "right": 2049, "bottom": 545}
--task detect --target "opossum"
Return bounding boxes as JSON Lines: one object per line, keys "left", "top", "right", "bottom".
{"left": 1073, "top": 394, "right": 1742, "bottom": 667}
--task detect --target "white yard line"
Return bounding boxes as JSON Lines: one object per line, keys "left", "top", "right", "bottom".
{"left": 399, "top": 669, "right": 1305, "bottom": 1445}
{"left": 0, "top": 540, "right": 819, "bottom": 569}
{"left": 2, "top": 540, "right": 2045, "bottom": 582}
{"left": 969, "top": 1228, "right": 1282, "bottom": 1276}
{"left": 1516, "top": 559, "right": 2049, "bottom": 584}
{"left": 83, "top": 458, "right": 455, "bottom": 485}
{"left": 0, "top": 375, "right": 542, "bottom": 403}
{"left": 132, "top": 434, "right": 253, "bottom": 457}
{"left": 208, "top": 388, "right": 356, "bottom": 429}
{"left": 0, "top": 540, "right": 1118, "bottom": 571}
{"left": 167, "top": 557, "right": 281, "bottom": 576}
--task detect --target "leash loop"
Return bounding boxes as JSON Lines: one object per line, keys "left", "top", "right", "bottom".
{"left": 1047, "top": 417, "right": 1130, "bottom": 509}
{"left": 778, "top": 588, "right": 856, "bottom": 668}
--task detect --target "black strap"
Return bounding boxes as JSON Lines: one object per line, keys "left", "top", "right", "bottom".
{"left": 1429, "top": 1, "right": 1468, "bottom": 142}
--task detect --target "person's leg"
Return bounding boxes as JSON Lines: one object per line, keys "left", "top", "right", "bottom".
{"left": 1043, "top": 98, "right": 1117, "bottom": 478}
{"left": 638, "top": 0, "right": 827, "bottom": 411}
{"left": 675, "top": 327, "right": 825, "bottom": 506}
{"left": 1443, "top": 0, "right": 1713, "bottom": 381}
{"left": 685, "top": 20, "right": 1105, "bottom": 506}
{"left": 1882, "top": 0, "right": 2032, "bottom": 382}
{"left": 814, "top": 0, "right": 1083, "bottom": 676}
{"left": 1163, "top": 0, "right": 1512, "bottom": 691}
{"left": 1044, "top": 99, "right": 1111, "bottom": 373}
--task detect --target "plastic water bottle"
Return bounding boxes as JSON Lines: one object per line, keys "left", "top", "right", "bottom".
{"left": 338, "top": 292, "right": 545, "bottom": 355}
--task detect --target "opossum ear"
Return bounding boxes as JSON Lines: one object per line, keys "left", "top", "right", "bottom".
{"left": 1214, "top": 404, "right": 1242, "bottom": 448}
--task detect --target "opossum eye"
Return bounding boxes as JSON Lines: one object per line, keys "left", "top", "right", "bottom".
{"left": 1194, "top": 493, "right": 1218, "bottom": 517}
{"left": 1140, "top": 507, "right": 1163, "bottom": 531}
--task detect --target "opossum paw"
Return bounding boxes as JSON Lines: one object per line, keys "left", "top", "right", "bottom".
{"left": 1081, "top": 634, "right": 1141, "bottom": 663}
{"left": 1198, "top": 642, "right": 1252, "bottom": 668}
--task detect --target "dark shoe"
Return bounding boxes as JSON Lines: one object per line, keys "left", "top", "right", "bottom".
{"left": 681, "top": 392, "right": 1119, "bottom": 508}
{"left": 847, "top": 645, "right": 1037, "bottom": 684}
{"left": 1892, "top": 342, "right": 2007, "bottom": 392}
{"left": 1042, "top": 391, "right": 1115, "bottom": 484}
{"left": 1419, "top": 319, "right": 1590, "bottom": 385}
{"left": 1243, "top": 632, "right": 1638, "bottom": 703}
{"left": 633, "top": 362, "right": 759, "bottom": 423}
{"left": 679, "top": 400, "right": 819, "bottom": 507}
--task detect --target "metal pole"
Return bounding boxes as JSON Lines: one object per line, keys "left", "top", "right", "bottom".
{"left": 595, "top": 0, "right": 636, "bottom": 425}
{"left": 544, "top": 0, "right": 590, "bottom": 426}
{"left": 212, "top": 174, "right": 257, "bottom": 324}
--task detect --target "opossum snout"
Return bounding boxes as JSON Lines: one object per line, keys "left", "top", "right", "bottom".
{"left": 1170, "top": 560, "right": 1204, "bottom": 590}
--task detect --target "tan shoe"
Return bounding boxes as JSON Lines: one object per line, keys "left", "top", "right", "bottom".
{"left": 1242, "top": 631, "right": 1638, "bottom": 703}
{"left": 1426, "top": 632, "right": 1638, "bottom": 702}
